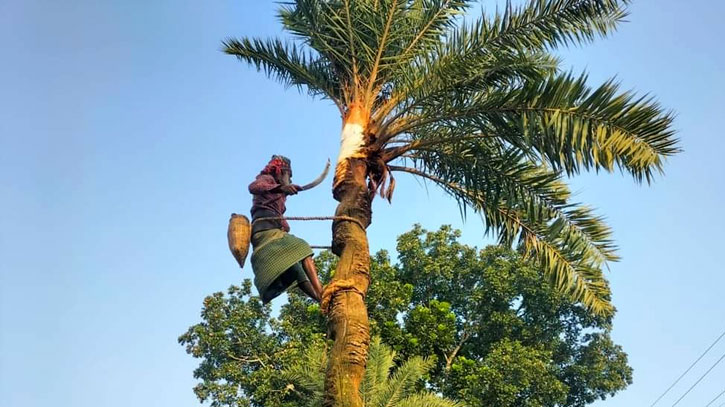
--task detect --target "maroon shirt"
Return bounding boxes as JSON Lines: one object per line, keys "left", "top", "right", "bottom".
{"left": 249, "top": 174, "right": 290, "bottom": 232}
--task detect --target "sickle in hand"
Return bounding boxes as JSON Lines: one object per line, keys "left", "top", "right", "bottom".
{"left": 299, "top": 159, "right": 331, "bottom": 191}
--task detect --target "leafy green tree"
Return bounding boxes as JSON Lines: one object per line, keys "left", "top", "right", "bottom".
{"left": 283, "top": 337, "right": 463, "bottom": 407}
{"left": 373, "top": 225, "right": 632, "bottom": 407}
{"left": 178, "top": 281, "right": 318, "bottom": 407}
{"left": 223, "top": 1, "right": 678, "bottom": 403}
{"left": 180, "top": 226, "right": 632, "bottom": 407}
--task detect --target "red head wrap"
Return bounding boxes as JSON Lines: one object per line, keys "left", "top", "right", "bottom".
{"left": 261, "top": 155, "right": 292, "bottom": 178}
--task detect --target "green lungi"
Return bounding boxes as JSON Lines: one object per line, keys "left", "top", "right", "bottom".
{"left": 250, "top": 229, "right": 314, "bottom": 303}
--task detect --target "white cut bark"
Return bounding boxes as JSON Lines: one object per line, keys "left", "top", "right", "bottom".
{"left": 337, "top": 122, "right": 365, "bottom": 163}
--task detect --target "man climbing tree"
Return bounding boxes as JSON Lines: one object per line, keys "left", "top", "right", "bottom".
{"left": 222, "top": 1, "right": 680, "bottom": 405}
{"left": 247, "top": 155, "right": 324, "bottom": 304}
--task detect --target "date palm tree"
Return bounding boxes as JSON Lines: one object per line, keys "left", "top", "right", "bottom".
{"left": 284, "top": 337, "right": 463, "bottom": 407}
{"left": 223, "top": 1, "right": 679, "bottom": 405}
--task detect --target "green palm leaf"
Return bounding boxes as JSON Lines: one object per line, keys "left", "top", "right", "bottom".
{"left": 480, "top": 0, "right": 630, "bottom": 51}
{"left": 282, "top": 344, "right": 327, "bottom": 402}
{"left": 390, "top": 162, "right": 614, "bottom": 315}
{"left": 396, "top": 392, "right": 466, "bottom": 407}
{"left": 362, "top": 337, "right": 396, "bottom": 404}
{"left": 373, "top": 355, "right": 434, "bottom": 407}
{"left": 386, "top": 71, "right": 678, "bottom": 181}
{"left": 490, "top": 72, "right": 680, "bottom": 182}
{"left": 223, "top": 37, "right": 343, "bottom": 108}
{"left": 283, "top": 337, "right": 461, "bottom": 407}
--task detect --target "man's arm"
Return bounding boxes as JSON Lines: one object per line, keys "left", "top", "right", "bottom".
{"left": 248, "top": 174, "right": 279, "bottom": 194}
{"left": 278, "top": 184, "right": 301, "bottom": 195}
{"left": 249, "top": 174, "right": 302, "bottom": 196}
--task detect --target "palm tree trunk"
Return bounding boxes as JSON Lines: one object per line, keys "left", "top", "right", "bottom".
{"left": 323, "top": 105, "right": 372, "bottom": 407}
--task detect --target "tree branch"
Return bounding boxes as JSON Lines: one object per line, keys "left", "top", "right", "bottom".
{"left": 445, "top": 331, "right": 470, "bottom": 371}
{"left": 227, "top": 353, "right": 268, "bottom": 368}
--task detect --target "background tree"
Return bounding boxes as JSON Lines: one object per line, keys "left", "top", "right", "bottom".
{"left": 223, "top": 1, "right": 677, "bottom": 404}
{"left": 180, "top": 225, "right": 632, "bottom": 407}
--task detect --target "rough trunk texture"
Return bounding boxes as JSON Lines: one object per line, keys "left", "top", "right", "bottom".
{"left": 323, "top": 105, "right": 372, "bottom": 407}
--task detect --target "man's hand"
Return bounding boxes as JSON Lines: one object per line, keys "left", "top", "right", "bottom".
{"left": 279, "top": 184, "right": 301, "bottom": 195}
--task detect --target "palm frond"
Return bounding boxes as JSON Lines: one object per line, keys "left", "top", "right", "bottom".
{"left": 373, "top": 354, "right": 435, "bottom": 406}
{"left": 390, "top": 162, "right": 615, "bottom": 316}
{"left": 491, "top": 72, "right": 680, "bottom": 182}
{"left": 280, "top": 1, "right": 472, "bottom": 106}
{"left": 374, "top": 0, "right": 630, "bottom": 125}
{"left": 362, "top": 337, "right": 396, "bottom": 404}
{"left": 385, "top": 72, "right": 678, "bottom": 183}
{"left": 279, "top": 0, "right": 357, "bottom": 70}
{"left": 375, "top": 49, "right": 558, "bottom": 130}
{"left": 281, "top": 344, "right": 327, "bottom": 401}
{"left": 396, "top": 392, "right": 466, "bottom": 407}
{"left": 223, "top": 37, "right": 343, "bottom": 109}
{"left": 285, "top": 337, "right": 459, "bottom": 406}
{"left": 481, "top": 0, "right": 630, "bottom": 51}
{"left": 374, "top": 37, "right": 560, "bottom": 129}
{"left": 390, "top": 0, "right": 471, "bottom": 68}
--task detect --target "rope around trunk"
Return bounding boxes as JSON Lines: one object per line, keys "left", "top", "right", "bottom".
{"left": 252, "top": 215, "right": 366, "bottom": 230}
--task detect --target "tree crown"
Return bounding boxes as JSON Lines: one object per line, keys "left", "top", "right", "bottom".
{"left": 224, "top": 0, "right": 680, "bottom": 315}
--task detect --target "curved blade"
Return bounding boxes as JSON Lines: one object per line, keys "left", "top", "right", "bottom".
{"left": 300, "top": 159, "right": 331, "bottom": 191}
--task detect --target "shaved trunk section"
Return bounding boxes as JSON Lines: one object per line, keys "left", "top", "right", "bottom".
{"left": 324, "top": 104, "right": 372, "bottom": 407}
{"left": 334, "top": 103, "right": 368, "bottom": 190}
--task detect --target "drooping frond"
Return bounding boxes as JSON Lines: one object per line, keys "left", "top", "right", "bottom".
{"left": 223, "top": 37, "right": 343, "bottom": 109}
{"left": 390, "top": 141, "right": 617, "bottom": 315}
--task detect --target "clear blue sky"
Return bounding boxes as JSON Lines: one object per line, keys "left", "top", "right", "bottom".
{"left": 1, "top": 1, "right": 723, "bottom": 406}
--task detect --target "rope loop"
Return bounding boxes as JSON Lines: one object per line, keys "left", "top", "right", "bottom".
{"left": 251, "top": 215, "right": 366, "bottom": 230}
{"left": 320, "top": 279, "right": 366, "bottom": 314}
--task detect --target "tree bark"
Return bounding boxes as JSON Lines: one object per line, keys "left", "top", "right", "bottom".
{"left": 323, "top": 105, "right": 372, "bottom": 407}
